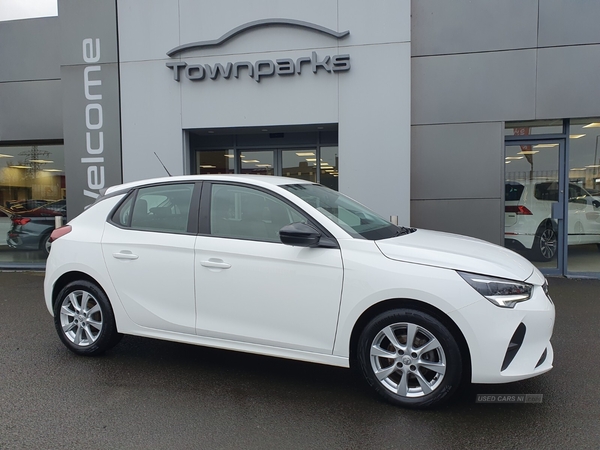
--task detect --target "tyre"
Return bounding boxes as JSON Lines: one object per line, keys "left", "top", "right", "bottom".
{"left": 53, "top": 281, "right": 122, "bottom": 356}
{"left": 531, "top": 223, "right": 557, "bottom": 261}
{"left": 40, "top": 232, "right": 52, "bottom": 255}
{"left": 357, "top": 308, "right": 462, "bottom": 409}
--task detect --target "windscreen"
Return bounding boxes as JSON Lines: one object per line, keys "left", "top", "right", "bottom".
{"left": 282, "top": 183, "right": 412, "bottom": 240}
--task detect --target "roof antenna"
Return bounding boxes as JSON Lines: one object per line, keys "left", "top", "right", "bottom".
{"left": 154, "top": 152, "right": 172, "bottom": 176}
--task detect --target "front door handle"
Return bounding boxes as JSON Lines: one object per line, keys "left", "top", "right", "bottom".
{"left": 113, "top": 251, "right": 139, "bottom": 260}
{"left": 200, "top": 259, "right": 231, "bottom": 269}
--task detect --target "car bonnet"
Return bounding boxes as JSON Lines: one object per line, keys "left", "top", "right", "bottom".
{"left": 375, "top": 229, "right": 535, "bottom": 282}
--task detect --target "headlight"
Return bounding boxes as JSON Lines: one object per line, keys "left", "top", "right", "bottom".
{"left": 458, "top": 271, "right": 533, "bottom": 308}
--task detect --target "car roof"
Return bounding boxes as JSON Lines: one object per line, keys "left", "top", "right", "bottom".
{"left": 103, "top": 174, "right": 314, "bottom": 195}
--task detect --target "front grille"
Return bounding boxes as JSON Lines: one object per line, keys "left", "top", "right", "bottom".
{"left": 501, "top": 323, "right": 527, "bottom": 371}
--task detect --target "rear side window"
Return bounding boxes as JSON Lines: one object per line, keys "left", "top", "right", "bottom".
{"left": 505, "top": 183, "right": 524, "bottom": 201}
{"left": 112, "top": 184, "right": 195, "bottom": 233}
{"left": 534, "top": 182, "right": 559, "bottom": 201}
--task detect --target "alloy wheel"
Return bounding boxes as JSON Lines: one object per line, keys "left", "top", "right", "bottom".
{"left": 59, "top": 290, "right": 104, "bottom": 347}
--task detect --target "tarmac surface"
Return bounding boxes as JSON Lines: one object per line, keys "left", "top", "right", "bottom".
{"left": 1, "top": 271, "right": 599, "bottom": 449}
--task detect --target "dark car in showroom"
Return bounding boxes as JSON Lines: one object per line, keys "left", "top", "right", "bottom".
{"left": 6, "top": 199, "right": 66, "bottom": 254}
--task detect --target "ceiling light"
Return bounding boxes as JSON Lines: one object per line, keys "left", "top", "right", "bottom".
{"left": 29, "top": 159, "right": 54, "bottom": 163}
{"left": 583, "top": 123, "right": 600, "bottom": 128}
{"left": 570, "top": 168, "right": 587, "bottom": 171}
{"left": 0, "top": 154, "right": 13, "bottom": 158}
{"left": 586, "top": 164, "right": 600, "bottom": 168}
{"left": 505, "top": 161, "right": 511, "bottom": 164}
{"left": 199, "top": 165, "right": 216, "bottom": 169}
{"left": 224, "top": 154, "right": 234, "bottom": 158}
{"left": 9, "top": 165, "right": 31, "bottom": 169}
{"left": 532, "top": 144, "right": 558, "bottom": 148}
{"left": 305, "top": 158, "right": 317, "bottom": 162}
{"left": 296, "top": 152, "right": 315, "bottom": 157}
{"left": 43, "top": 169, "right": 63, "bottom": 172}
{"left": 256, "top": 164, "right": 272, "bottom": 167}
{"left": 517, "top": 151, "right": 539, "bottom": 155}
{"left": 505, "top": 156, "right": 524, "bottom": 160}
{"left": 242, "top": 159, "right": 259, "bottom": 163}
{"left": 570, "top": 134, "right": 586, "bottom": 139}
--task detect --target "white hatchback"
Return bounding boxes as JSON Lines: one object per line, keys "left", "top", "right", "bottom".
{"left": 44, "top": 175, "right": 555, "bottom": 408}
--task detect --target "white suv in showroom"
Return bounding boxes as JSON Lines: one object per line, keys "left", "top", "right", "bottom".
{"left": 505, "top": 179, "right": 600, "bottom": 261}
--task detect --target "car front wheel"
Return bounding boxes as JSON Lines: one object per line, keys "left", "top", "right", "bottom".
{"left": 53, "top": 281, "right": 122, "bottom": 356}
{"left": 357, "top": 308, "right": 462, "bottom": 409}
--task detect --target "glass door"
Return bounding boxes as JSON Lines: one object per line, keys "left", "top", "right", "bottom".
{"left": 504, "top": 140, "right": 565, "bottom": 274}
{"left": 239, "top": 150, "right": 274, "bottom": 175}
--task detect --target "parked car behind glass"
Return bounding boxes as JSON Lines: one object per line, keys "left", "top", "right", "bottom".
{"left": 7, "top": 199, "right": 66, "bottom": 254}
{"left": 505, "top": 179, "right": 600, "bottom": 261}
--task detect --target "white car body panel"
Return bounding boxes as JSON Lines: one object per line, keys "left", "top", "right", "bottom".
{"left": 194, "top": 235, "right": 343, "bottom": 353}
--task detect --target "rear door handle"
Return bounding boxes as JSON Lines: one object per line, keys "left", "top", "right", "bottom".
{"left": 113, "top": 251, "right": 139, "bottom": 260}
{"left": 200, "top": 259, "right": 231, "bottom": 269}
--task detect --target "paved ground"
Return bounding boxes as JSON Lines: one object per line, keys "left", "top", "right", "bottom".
{"left": 0, "top": 272, "right": 599, "bottom": 449}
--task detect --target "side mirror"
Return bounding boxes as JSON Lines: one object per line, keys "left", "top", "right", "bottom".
{"left": 279, "top": 222, "right": 321, "bottom": 247}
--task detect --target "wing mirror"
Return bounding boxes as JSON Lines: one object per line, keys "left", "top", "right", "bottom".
{"left": 279, "top": 222, "right": 321, "bottom": 247}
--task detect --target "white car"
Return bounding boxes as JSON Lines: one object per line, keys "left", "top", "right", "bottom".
{"left": 44, "top": 175, "right": 554, "bottom": 409}
{"left": 505, "top": 179, "right": 600, "bottom": 261}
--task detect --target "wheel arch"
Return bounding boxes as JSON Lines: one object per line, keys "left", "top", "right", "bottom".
{"left": 348, "top": 298, "right": 471, "bottom": 380}
{"left": 52, "top": 271, "right": 108, "bottom": 309}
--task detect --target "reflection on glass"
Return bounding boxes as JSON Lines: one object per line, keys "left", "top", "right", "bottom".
{"left": 567, "top": 118, "right": 600, "bottom": 273}
{"left": 505, "top": 120, "right": 563, "bottom": 136}
{"left": 239, "top": 151, "right": 274, "bottom": 175}
{"left": 504, "top": 144, "right": 559, "bottom": 271}
{"left": 0, "top": 144, "right": 66, "bottom": 265}
{"left": 320, "top": 146, "right": 338, "bottom": 191}
{"left": 196, "top": 149, "right": 234, "bottom": 174}
{"left": 282, "top": 149, "right": 317, "bottom": 182}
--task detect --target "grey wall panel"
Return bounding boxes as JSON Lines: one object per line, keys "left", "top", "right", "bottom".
{"left": 0, "top": 80, "right": 63, "bottom": 141}
{"left": 411, "top": 122, "right": 503, "bottom": 200}
{"left": 0, "top": 17, "right": 60, "bottom": 82}
{"left": 412, "top": 50, "right": 537, "bottom": 125}
{"left": 411, "top": 198, "right": 503, "bottom": 245}
{"left": 536, "top": 44, "right": 600, "bottom": 120}
{"left": 339, "top": 0, "right": 410, "bottom": 46}
{"left": 412, "top": 0, "right": 538, "bottom": 57}
{"left": 118, "top": 0, "right": 180, "bottom": 63}
{"left": 58, "top": 0, "right": 118, "bottom": 65}
{"left": 539, "top": 1, "right": 600, "bottom": 47}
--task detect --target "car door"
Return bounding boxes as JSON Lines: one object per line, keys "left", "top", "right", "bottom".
{"left": 194, "top": 182, "right": 344, "bottom": 354}
{"left": 102, "top": 182, "right": 199, "bottom": 334}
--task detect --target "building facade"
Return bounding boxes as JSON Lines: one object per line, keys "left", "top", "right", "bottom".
{"left": 1, "top": 0, "right": 600, "bottom": 277}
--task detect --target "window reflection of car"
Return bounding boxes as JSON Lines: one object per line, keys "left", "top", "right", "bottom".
{"left": 505, "top": 180, "right": 600, "bottom": 261}
{"left": 6, "top": 199, "right": 67, "bottom": 255}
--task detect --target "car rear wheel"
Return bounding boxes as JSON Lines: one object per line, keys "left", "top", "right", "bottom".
{"left": 41, "top": 232, "right": 51, "bottom": 255}
{"left": 53, "top": 281, "right": 122, "bottom": 356}
{"left": 357, "top": 309, "right": 462, "bottom": 409}
{"left": 531, "top": 223, "right": 557, "bottom": 261}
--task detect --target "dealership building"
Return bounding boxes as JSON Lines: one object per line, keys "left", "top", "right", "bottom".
{"left": 1, "top": 0, "right": 600, "bottom": 277}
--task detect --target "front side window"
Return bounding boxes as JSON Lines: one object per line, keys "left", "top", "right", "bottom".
{"left": 123, "top": 184, "right": 194, "bottom": 233}
{"left": 210, "top": 184, "right": 306, "bottom": 242}
{"left": 282, "top": 183, "right": 405, "bottom": 240}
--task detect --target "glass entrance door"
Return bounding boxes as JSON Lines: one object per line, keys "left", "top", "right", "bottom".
{"left": 504, "top": 140, "right": 565, "bottom": 274}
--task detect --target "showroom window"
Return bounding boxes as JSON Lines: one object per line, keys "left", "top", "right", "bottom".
{"left": 505, "top": 119, "right": 600, "bottom": 277}
{"left": 0, "top": 143, "right": 65, "bottom": 266}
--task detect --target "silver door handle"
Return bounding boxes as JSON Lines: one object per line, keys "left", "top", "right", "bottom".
{"left": 113, "top": 252, "right": 139, "bottom": 260}
{"left": 200, "top": 259, "right": 231, "bottom": 269}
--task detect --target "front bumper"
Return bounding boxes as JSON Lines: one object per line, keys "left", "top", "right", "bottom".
{"left": 450, "top": 282, "right": 555, "bottom": 384}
